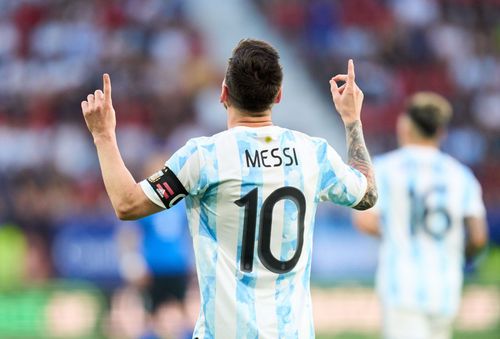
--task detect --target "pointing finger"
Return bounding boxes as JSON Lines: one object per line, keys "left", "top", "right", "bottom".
{"left": 347, "top": 59, "right": 355, "bottom": 84}
{"left": 103, "top": 73, "right": 112, "bottom": 105}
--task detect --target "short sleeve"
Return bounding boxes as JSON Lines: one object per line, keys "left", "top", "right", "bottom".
{"left": 317, "top": 143, "right": 368, "bottom": 207}
{"left": 139, "top": 139, "right": 202, "bottom": 209}
{"left": 464, "top": 173, "right": 486, "bottom": 218}
{"left": 165, "top": 139, "right": 202, "bottom": 196}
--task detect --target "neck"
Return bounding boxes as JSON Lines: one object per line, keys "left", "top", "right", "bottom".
{"left": 227, "top": 107, "right": 273, "bottom": 129}
{"left": 401, "top": 136, "right": 440, "bottom": 148}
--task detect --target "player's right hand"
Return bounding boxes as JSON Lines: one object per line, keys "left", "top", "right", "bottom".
{"left": 330, "top": 59, "right": 364, "bottom": 125}
{"left": 81, "top": 73, "right": 116, "bottom": 140}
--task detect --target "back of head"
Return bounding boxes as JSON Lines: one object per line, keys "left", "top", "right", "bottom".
{"left": 406, "top": 92, "right": 452, "bottom": 139}
{"left": 225, "top": 39, "right": 283, "bottom": 114}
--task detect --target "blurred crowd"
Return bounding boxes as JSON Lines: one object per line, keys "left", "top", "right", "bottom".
{"left": 0, "top": 0, "right": 219, "bottom": 259}
{"left": 0, "top": 0, "right": 217, "bottom": 337}
{"left": 255, "top": 0, "right": 500, "bottom": 218}
{"left": 0, "top": 0, "right": 222, "bottom": 227}
{"left": 0, "top": 0, "right": 500, "bottom": 337}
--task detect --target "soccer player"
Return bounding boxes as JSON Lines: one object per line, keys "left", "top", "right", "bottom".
{"left": 353, "top": 93, "right": 488, "bottom": 339}
{"left": 81, "top": 39, "right": 377, "bottom": 338}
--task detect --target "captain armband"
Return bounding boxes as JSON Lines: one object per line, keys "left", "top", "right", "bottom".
{"left": 146, "top": 166, "right": 188, "bottom": 208}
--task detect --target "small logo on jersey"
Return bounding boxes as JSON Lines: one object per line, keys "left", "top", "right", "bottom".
{"left": 244, "top": 147, "right": 299, "bottom": 168}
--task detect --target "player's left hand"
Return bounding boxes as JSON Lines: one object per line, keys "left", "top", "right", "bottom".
{"left": 81, "top": 73, "right": 116, "bottom": 140}
{"left": 330, "top": 59, "right": 364, "bottom": 125}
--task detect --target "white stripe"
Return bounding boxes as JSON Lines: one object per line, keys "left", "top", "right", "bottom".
{"left": 214, "top": 133, "right": 240, "bottom": 339}
{"left": 254, "top": 133, "right": 283, "bottom": 337}
{"left": 397, "top": 156, "right": 419, "bottom": 309}
{"left": 293, "top": 134, "right": 319, "bottom": 337}
{"left": 418, "top": 156, "right": 440, "bottom": 311}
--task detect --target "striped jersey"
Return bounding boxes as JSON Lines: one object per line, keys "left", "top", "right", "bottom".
{"left": 372, "top": 145, "right": 485, "bottom": 316}
{"left": 141, "top": 125, "right": 367, "bottom": 338}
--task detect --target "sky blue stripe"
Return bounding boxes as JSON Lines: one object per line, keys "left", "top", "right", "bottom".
{"left": 275, "top": 130, "right": 301, "bottom": 339}
{"left": 316, "top": 141, "right": 330, "bottom": 193}
{"left": 196, "top": 143, "right": 218, "bottom": 339}
{"left": 235, "top": 131, "right": 260, "bottom": 339}
{"left": 433, "top": 154, "right": 452, "bottom": 315}
{"left": 169, "top": 139, "right": 198, "bottom": 174}
{"left": 405, "top": 151, "right": 427, "bottom": 309}
{"left": 314, "top": 139, "right": 325, "bottom": 202}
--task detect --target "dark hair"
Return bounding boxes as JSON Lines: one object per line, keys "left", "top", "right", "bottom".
{"left": 406, "top": 92, "right": 452, "bottom": 138}
{"left": 225, "top": 39, "right": 283, "bottom": 113}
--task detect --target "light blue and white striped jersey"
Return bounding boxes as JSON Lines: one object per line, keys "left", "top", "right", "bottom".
{"left": 372, "top": 145, "right": 485, "bottom": 317}
{"left": 141, "top": 125, "right": 367, "bottom": 339}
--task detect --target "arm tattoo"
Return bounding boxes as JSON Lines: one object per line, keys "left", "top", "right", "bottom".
{"left": 345, "top": 120, "right": 378, "bottom": 210}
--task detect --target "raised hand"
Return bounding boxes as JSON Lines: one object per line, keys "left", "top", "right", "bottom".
{"left": 329, "top": 59, "right": 364, "bottom": 125}
{"left": 81, "top": 74, "right": 116, "bottom": 139}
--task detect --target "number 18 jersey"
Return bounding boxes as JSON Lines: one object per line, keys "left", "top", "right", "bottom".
{"left": 140, "top": 125, "right": 367, "bottom": 339}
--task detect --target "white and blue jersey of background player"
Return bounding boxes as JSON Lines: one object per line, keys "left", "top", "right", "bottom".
{"left": 140, "top": 125, "right": 367, "bottom": 339}
{"left": 371, "top": 145, "right": 486, "bottom": 318}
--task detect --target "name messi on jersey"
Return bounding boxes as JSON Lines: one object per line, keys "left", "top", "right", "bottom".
{"left": 244, "top": 147, "right": 299, "bottom": 168}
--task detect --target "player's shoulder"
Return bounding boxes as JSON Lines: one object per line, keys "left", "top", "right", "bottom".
{"left": 181, "top": 134, "right": 218, "bottom": 151}
{"left": 438, "top": 151, "right": 478, "bottom": 182}
{"left": 283, "top": 128, "right": 338, "bottom": 160}
{"left": 284, "top": 127, "right": 327, "bottom": 145}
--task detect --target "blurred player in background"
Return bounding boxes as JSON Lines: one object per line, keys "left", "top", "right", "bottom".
{"left": 353, "top": 93, "right": 488, "bottom": 339}
{"left": 80, "top": 38, "right": 377, "bottom": 338}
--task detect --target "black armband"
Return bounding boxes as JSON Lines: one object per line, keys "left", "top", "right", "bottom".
{"left": 147, "top": 166, "right": 188, "bottom": 208}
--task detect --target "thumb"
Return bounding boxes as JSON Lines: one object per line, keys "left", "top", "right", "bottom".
{"left": 330, "top": 78, "right": 340, "bottom": 102}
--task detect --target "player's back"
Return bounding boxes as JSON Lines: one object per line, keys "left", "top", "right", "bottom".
{"left": 374, "top": 145, "right": 484, "bottom": 316}
{"left": 165, "top": 125, "right": 367, "bottom": 339}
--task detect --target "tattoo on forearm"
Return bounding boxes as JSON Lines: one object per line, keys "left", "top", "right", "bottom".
{"left": 345, "top": 120, "right": 378, "bottom": 210}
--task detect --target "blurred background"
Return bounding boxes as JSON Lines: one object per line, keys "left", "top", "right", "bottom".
{"left": 0, "top": 0, "right": 499, "bottom": 338}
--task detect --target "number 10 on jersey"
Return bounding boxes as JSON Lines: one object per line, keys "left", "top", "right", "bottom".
{"left": 235, "top": 187, "right": 306, "bottom": 274}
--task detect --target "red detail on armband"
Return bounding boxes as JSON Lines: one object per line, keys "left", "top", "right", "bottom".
{"left": 147, "top": 166, "right": 188, "bottom": 209}
{"left": 156, "top": 183, "right": 170, "bottom": 199}
{"left": 163, "top": 182, "right": 174, "bottom": 196}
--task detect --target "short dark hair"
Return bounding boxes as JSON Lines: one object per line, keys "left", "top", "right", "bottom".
{"left": 225, "top": 39, "right": 283, "bottom": 113}
{"left": 406, "top": 92, "right": 452, "bottom": 138}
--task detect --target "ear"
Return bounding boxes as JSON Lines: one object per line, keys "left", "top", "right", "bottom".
{"left": 274, "top": 87, "right": 282, "bottom": 103}
{"left": 220, "top": 81, "right": 229, "bottom": 105}
{"left": 397, "top": 114, "right": 411, "bottom": 146}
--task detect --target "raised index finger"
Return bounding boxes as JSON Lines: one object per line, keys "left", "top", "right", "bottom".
{"left": 103, "top": 73, "right": 112, "bottom": 104}
{"left": 347, "top": 59, "right": 355, "bottom": 85}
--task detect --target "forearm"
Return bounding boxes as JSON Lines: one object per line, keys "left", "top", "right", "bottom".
{"left": 465, "top": 216, "right": 488, "bottom": 260}
{"left": 352, "top": 210, "right": 381, "bottom": 236}
{"left": 93, "top": 133, "right": 143, "bottom": 217}
{"left": 345, "top": 120, "right": 378, "bottom": 210}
